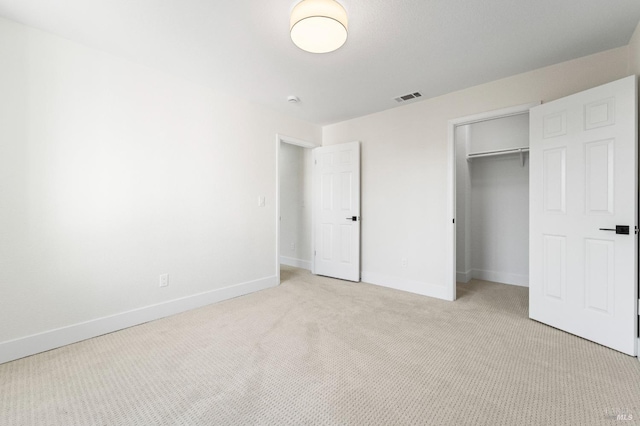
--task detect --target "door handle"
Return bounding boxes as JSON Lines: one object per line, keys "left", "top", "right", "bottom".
{"left": 599, "top": 225, "right": 630, "bottom": 235}
{"left": 346, "top": 216, "right": 360, "bottom": 221}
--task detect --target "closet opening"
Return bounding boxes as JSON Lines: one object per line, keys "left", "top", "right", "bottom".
{"left": 275, "top": 134, "right": 319, "bottom": 284}
{"left": 446, "top": 103, "right": 539, "bottom": 300}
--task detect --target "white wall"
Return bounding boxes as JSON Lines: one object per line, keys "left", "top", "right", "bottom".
{"left": 0, "top": 17, "right": 320, "bottom": 362}
{"left": 467, "top": 113, "right": 529, "bottom": 154}
{"left": 467, "top": 116, "right": 529, "bottom": 287}
{"left": 628, "top": 19, "right": 640, "bottom": 75}
{"left": 279, "top": 143, "right": 312, "bottom": 269}
{"left": 323, "top": 47, "right": 629, "bottom": 297}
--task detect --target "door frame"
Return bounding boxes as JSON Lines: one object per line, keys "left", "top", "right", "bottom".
{"left": 445, "top": 102, "right": 540, "bottom": 301}
{"left": 275, "top": 134, "right": 320, "bottom": 283}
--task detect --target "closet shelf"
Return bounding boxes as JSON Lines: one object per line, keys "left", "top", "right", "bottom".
{"left": 467, "top": 146, "right": 529, "bottom": 167}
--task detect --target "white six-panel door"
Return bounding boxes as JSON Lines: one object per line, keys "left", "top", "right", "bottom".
{"left": 313, "top": 142, "right": 361, "bottom": 282}
{"left": 529, "top": 76, "right": 638, "bottom": 356}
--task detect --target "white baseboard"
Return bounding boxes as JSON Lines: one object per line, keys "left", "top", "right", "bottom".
{"left": 280, "top": 256, "right": 312, "bottom": 270}
{"left": 361, "top": 272, "right": 453, "bottom": 301}
{"left": 471, "top": 269, "right": 529, "bottom": 287}
{"left": 0, "top": 275, "right": 278, "bottom": 365}
{"left": 456, "top": 270, "right": 472, "bottom": 283}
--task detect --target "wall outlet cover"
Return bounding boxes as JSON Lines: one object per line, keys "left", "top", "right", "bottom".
{"left": 159, "top": 273, "right": 169, "bottom": 287}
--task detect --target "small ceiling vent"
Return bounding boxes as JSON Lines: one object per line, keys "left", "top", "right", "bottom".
{"left": 394, "top": 92, "right": 423, "bottom": 103}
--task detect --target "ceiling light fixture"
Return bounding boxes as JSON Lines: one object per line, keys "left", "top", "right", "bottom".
{"left": 290, "top": 0, "right": 348, "bottom": 54}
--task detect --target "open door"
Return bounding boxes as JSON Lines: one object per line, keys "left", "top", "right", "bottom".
{"left": 529, "top": 76, "right": 638, "bottom": 356}
{"left": 313, "top": 142, "right": 361, "bottom": 282}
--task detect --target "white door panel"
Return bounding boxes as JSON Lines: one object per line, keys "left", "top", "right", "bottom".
{"left": 313, "top": 142, "right": 360, "bottom": 282}
{"left": 530, "top": 76, "right": 638, "bottom": 356}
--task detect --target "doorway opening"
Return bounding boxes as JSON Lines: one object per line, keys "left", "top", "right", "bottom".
{"left": 446, "top": 103, "right": 539, "bottom": 300}
{"left": 275, "top": 134, "right": 319, "bottom": 284}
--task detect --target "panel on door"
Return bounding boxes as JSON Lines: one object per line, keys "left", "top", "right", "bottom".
{"left": 529, "top": 76, "right": 638, "bottom": 356}
{"left": 313, "top": 142, "right": 361, "bottom": 282}
{"left": 543, "top": 235, "right": 566, "bottom": 301}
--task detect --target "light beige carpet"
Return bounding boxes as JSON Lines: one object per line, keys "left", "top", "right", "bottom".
{"left": 1, "top": 266, "right": 639, "bottom": 425}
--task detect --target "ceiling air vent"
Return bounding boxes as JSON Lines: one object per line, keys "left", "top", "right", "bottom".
{"left": 394, "top": 92, "right": 423, "bottom": 103}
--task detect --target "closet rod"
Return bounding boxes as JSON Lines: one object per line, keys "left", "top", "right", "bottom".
{"left": 467, "top": 147, "right": 529, "bottom": 166}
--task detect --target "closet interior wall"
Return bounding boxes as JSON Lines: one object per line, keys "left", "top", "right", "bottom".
{"left": 456, "top": 114, "right": 530, "bottom": 287}
{"left": 279, "top": 142, "right": 313, "bottom": 270}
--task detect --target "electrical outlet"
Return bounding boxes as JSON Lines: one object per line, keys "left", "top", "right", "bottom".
{"left": 159, "top": 273, "right": 169, "bottom": 288}
{"left": 401, "top": 258, "right": 408, "bottom": 268}
{"left": 290, "top": 242, "right": 296, "bottom": 252}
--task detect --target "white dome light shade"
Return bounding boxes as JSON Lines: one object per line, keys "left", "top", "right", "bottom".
{"left": 290, "top": 0, "right": 348, "bottom": 53}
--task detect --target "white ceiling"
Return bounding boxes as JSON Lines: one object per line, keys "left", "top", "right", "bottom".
{"left": 1, "top": 0, "right": 639, "bottom": 125}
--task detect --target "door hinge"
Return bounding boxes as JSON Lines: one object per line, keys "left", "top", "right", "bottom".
{"left": 314, "top": 250, "right": 316, "bottom": 256}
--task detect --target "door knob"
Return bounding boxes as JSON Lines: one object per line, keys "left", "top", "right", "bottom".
{"left": 599, "top": 225, "right": 630, "bottom": 235}
{"left": 346, "top": 216, "right": 360, "bottom": 221}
